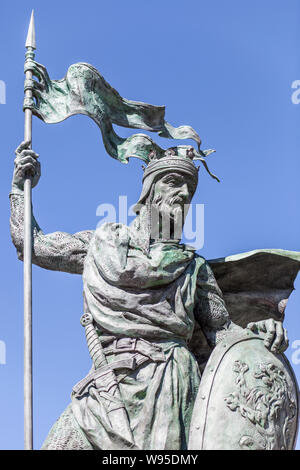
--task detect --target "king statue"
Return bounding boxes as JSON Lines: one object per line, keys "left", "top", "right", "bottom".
{"left": 10, "top": 52, "right": 299, "bottom": 450}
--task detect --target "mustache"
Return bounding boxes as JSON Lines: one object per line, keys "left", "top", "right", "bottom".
{"left": 169, "top": 195, "right": 185, "bottom": 205}
{"left": 152, "top": 193, "right": 185, "bottom": 207}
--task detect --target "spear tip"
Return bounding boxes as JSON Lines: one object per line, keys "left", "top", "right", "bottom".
{"left": 25, "top": 10, "right": 36, "bottom": 49}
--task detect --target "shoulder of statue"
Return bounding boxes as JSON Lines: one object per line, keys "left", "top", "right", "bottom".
{"left": 193, "top": 254, "right": 219, "bottom": 286}
{"left": 95, "top": 222, "right": 129, "bottom": 235}
{"left": 91, "top": 222, "right": 131, "bottom": 250}
{"left": 193, "top": 252, "right": 207, "bottom": 264}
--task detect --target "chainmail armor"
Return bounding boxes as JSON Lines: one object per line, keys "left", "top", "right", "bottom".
{"left": 41, "top": 404, "right": 93, "bottom": 450}
{"left": 10, "top": 194, "right": 93, "bottom": 274}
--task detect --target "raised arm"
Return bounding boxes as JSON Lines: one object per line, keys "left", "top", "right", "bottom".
{"left": 10, "top": 141, "right": 94, "bottom": 274}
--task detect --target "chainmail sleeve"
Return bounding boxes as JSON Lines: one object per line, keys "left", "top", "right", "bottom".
{"left": 194, "top": 260, "right": 240, "bottom": 348}
{"left": 10, "top": 193, "right": 93, "bottom": 274}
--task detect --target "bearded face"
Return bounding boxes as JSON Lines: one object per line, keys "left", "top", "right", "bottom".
{"left": 150, "top": 172, "right": 197, "bottom": 240}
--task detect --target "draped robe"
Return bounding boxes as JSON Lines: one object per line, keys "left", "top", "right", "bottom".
{"left": 42, "top": 222, "right": 232, "bottom": 450}
{"left": 10, "top": 194, "right": 299, "bottom": 450}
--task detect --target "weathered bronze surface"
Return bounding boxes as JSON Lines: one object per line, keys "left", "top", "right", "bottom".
{"left": 10, "top": 49, "right": 300, "bottom": 450}
{"left": 189, "top": 330, "right": 299, "bottom": 450}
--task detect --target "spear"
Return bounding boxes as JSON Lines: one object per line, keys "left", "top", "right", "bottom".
{"left": 23, "top": 10, "right": 36, "bottom": 450}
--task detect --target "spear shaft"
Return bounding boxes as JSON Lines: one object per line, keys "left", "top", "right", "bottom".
{"left": 23, "top": 10, "right": 36, "bottom": 450}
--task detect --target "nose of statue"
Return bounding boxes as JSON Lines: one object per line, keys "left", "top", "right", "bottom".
{"left": 180, "top": 184, "right": 189, "bottom": 200}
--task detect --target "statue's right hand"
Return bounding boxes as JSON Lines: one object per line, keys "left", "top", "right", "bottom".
{"left": 12, "top": 141, "right": 41, "bottom": 191}
{"left": 24, "top": 60, "right": 51, "bottom": 112}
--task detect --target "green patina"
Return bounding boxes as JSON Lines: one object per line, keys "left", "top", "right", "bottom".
{"left": 8, "top": 57, "right": 300, "bottom": 450}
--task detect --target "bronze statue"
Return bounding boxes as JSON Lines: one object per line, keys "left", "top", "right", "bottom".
{"left": 10, "top": 12, "right": 299, "bottom": 450}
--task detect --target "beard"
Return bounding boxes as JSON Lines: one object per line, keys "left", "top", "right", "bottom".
{"left": 152, "top": 192, "right": 185, "bottom": 216}
{"left": 151, "top": 192, "right": 185, "bottom": 240}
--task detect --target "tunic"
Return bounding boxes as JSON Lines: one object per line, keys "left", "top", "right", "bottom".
{"left": 9, "top": 194, "right": 232, "bottom": 450}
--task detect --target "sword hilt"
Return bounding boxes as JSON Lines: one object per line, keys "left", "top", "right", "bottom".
{"left": 80, "top": 313, "right": 106, "bottom": 369}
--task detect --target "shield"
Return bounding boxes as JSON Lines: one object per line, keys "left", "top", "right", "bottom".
{"left": 188, "top": 330, "right": 299, "bottom": 450}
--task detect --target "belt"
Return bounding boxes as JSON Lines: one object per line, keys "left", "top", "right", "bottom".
{"left": 102, "top": 337, "right": 166, "bottom": 362}
{"left": 72, "top": 337, "right": 166, "bottom": 398}
{"left": 72, "top": 357, "right": 137, "bottom": 398}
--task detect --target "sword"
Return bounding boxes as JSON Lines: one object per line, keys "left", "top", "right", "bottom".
{"left": 79, "top": 312, "right": 135, "bottom": 445}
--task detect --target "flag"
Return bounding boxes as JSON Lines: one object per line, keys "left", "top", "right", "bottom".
{"left": 25, "top": 61, "right": 205, "bottom": 164}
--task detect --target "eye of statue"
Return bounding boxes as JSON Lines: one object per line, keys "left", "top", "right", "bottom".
{"left": 163, "top": 175, "right": 182, "bottom": 186}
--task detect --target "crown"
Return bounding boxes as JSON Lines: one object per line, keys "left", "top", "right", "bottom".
{"left": 141, "top": 145, "right": 220, "bottom": 183}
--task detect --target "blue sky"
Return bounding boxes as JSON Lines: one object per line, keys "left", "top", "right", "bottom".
{"left": 0, "top": 0, "right": 299, "bottom": 450}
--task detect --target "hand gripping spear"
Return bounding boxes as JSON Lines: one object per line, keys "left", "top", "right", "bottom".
{"left": 23, "top": 10, "right": 36, "bottom": 450}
